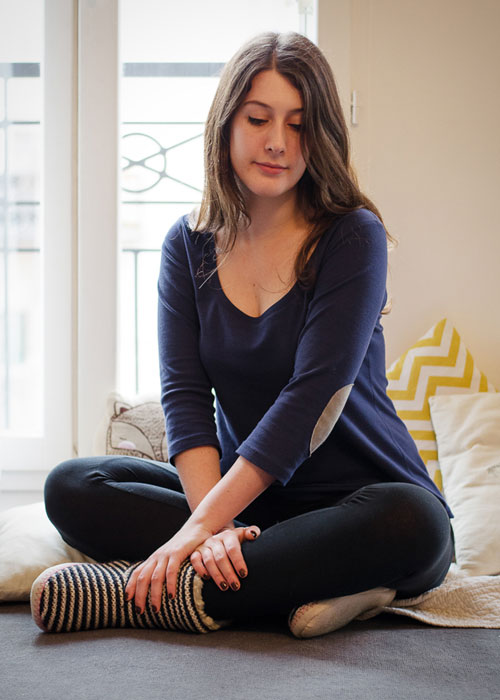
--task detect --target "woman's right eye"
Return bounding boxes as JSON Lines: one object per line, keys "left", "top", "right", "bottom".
{"left": 248, "top": 117, "right": 267, "bottom": 126}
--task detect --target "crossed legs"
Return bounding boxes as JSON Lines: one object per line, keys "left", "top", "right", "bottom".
{"left": 40, "top": 456, "right": 454, "bottom": 628}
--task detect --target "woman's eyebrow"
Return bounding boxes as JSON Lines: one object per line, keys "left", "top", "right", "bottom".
{"left": 242, "top": 100, "right": 303, "bottom": 113}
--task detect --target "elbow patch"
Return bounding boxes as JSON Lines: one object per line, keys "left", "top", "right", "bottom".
{"left": 309, "top": 384, "right": 353, "bottom": 455}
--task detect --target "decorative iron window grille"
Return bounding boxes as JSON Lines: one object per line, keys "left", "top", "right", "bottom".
{"left": 120, "top": 62, "right": 223, "bottom": 395}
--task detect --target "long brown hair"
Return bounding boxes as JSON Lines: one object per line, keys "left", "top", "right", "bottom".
{"left": 195, "top": 31, "right": 395, "bottom": 292}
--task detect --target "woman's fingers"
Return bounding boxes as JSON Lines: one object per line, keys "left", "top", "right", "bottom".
{"left": 124, "top": 523, "right": 216, "bottom": 610}
{"left": 190, "top": 550, "right": 210, "bottom": 580}
{"left": 165, "top": 554, "right": 184, "bottom": 600}
{"left": 125, "top": 565, "right": 139, "bottom": 601}
{"left": 131, "top": 559, "right": 157, "bottom": 613}
{"left": 214, "top": 539, "right": 243, "bottom": 590}
{"left": 243, "top": 525, "right": 261, "bottom": 541}
{"left": 226, "top": 525, "right": 260, "bottom": 578}
{"left": 200, "top": 543, "right": 236, "bottom": 591}
{"left": 126, "top": 525, "right": 263, "bottom": 611}
{"left": 194, "top": 525, "right": 261, "bottom": 590}
{"left": 125, "top": 554, "right": 187, "bottom": 612}
{"left": 223, "top": 533, "right": 249, "bottom": 583}
{"left": 149, "top": 560, "right": 168, "bottom": 612}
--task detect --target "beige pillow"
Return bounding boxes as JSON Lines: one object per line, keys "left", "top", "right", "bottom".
{"left": 0, "top": 502, "right": 94, "bottom": 602}
{"left": 429, "top": 392, "right": 500, "bottom": 576}
{"left": 93, "top": 392, "right": 167, "bottom": 461}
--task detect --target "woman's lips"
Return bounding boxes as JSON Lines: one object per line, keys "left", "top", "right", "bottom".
{"left": 255, "top": 162, "right": 287, "bottom": 174}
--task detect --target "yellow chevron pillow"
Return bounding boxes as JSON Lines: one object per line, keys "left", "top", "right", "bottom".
{"left": 386, "top": 318, "right": 496, "bottom": 491}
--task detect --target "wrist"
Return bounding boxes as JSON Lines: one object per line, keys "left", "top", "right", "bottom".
{"left": 181, "top": 515, "right": 212, "bottom": 538}
{"left": 185, "top": 509, "right": 224, "bottom": 537}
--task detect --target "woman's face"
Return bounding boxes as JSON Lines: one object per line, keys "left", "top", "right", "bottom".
{"left": 229, "top": 69, "right": 307, "bottom": 204}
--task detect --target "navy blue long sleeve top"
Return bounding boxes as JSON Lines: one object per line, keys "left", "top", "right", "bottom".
{"left": 157, "top": 208, "right": 452, "bottom": 518}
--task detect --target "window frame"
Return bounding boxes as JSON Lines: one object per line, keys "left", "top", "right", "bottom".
{"left": 77, "top": 0, "right": 120, "bottom": 458}
{"left": 0, "top": 0, "right": 75, "bottom": 504}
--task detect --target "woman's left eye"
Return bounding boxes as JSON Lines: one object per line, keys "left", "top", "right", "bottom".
{"left": 248, "top": 117, "right": 266, "bottom": 126}
{"left": 247, "top": 116, "right": 302, "bottom": 131}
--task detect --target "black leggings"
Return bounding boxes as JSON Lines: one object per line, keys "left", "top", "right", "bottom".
{"left": 44, "top": 456, "right": 454, "bottom": 621}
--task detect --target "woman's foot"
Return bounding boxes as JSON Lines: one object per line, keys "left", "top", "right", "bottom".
{"left": 288, "top": 587, "right": 397, "bottom": 638}
{"left": 30, "top": 559, "right": 223, "bottom": 633}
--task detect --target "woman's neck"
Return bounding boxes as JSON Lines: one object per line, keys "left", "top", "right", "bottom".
{"left": 242, "top": 191, "right": 307, "bottom": 242}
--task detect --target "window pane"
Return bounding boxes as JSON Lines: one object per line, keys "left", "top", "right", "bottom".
{"left": 120, "top": 0, "right": 310, "bottom": 62}
{"left": 0, "top": 77, "right": 4, "bottom": 122}
{"left": 7, "top": 125, "right": 42, "bottom": 202}
{"left": 0, "top": 0, "right": 43, "bottom": 435}
{"left": 9, "top": 203, "right": 40, "bottom": 249}
{"left": 8, "top": 76, "right": 42, "bottom": 122}
{"left": 0, "top": 250, "right": 42, "bottom": 435}
{"left": 0, "top": 126, "right": 4, "bottom": 175}
{"left": 137, "top": 251, "right": 164, "bottom": 392}
{"left": 119, "top": 0, "right": 316, "bottom": 395}
{"left": 122, "top": 75, "right": 219, "bottom": 123}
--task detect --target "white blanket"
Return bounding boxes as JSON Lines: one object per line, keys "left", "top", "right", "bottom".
{"left": 380, "top": 564, "right": 500, "bottom": 628}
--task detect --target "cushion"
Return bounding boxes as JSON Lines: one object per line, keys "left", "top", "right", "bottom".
{"left": 429, "top": 392, "right": 500, "bottom": 577}
{"left": 386, "top": 318, "right": 496, "bottom": 490}
{"left": 93, "top": 392, "right": 167, "bottom": 461}
{"left": 0, "top": 502, "right": 94, "bottom": 602}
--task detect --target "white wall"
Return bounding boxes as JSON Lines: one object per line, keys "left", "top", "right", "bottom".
{"left": 319, "top": 0, "right": 500, "bottom": 388}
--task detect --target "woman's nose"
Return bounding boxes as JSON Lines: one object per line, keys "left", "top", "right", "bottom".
{"left": 265, "top": 122, "right": 286, "bottom": 154}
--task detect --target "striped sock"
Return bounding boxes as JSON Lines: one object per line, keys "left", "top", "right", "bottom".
{"left": 30, "top": 559, "right": 223, "bottom": 634}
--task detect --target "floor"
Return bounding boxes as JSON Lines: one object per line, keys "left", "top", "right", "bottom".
{"left": 2, "top": 603, "right": 499, "bottom": 700}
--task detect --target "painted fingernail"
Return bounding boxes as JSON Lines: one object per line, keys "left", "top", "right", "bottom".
{"left": 230, "top": 582, "right": 240, "bottom": 591}
{"left": 219, "top": 581, "right": 228, "bottom": 591}
{"left": 202, "top": 574, "right": 210, "bottom": 581}
{"left": 168, "top": 593, "right": 174, "bottom": 600}
{"left": 239, "top": 569, "right": 247, "bottom": 578}
{"left": 250, "top": 530, "right": 258, "bottom": 538}
{"left": 135, "top": 606, "right": 142, "bottom": 615}
{"left": 152, "top": 605, "right": 158, "bottom": 613}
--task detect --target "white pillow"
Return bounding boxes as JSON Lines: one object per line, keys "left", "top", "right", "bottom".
{"left": 0, "top": 502, "right": 94, "bottom": 602}
{"left": 429, "top": 392, "right": 500, "bottom": 576}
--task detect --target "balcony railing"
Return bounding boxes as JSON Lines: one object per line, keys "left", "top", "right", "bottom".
{"left": 119, "top": 62, "right": 222, "bottom": 395}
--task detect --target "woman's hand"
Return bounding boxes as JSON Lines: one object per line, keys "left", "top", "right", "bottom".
{"left": 125, "top": 521, "right": 214, "bottom": 613}
{"left": 125, "top": 521, "right": 261, "bottom": 614}
{"left": 190, "top": 525, "right": 261, "bottom": 592}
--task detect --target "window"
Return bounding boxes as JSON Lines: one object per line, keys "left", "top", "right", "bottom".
{"left": 0, "top": 0, "right": 74, "bottom": 508}
{"left": 0, "top": 8, "right": 43, "bottom": 437}
{"left": 118, "top": 0, "right": 317, "bottom": 397}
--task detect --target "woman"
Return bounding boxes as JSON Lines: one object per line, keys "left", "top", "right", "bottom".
{"left": 31, "top": 31, "right": 454, "bottom": 638}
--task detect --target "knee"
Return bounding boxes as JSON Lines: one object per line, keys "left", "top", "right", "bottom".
{"left": 365, "top": 481, "right": 441, "bottom": 519}
{"left": 44, "top": 457, "right": 100, "bottom": 524}
{"left": 45, "top": 457, "right": 84, "bottom": 495}
{"left": 385, "top": 483, "right": 447, "bottom": 530}
{"left": 44, "top": 459, "right": 72, "bottom": 527}
{"left": 361, "top": 483, "right": 451, "bottom": 564}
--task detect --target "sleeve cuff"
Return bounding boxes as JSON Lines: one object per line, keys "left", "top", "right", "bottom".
{"left": 235, "top": 444, "right": 296, "bottom": 486}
